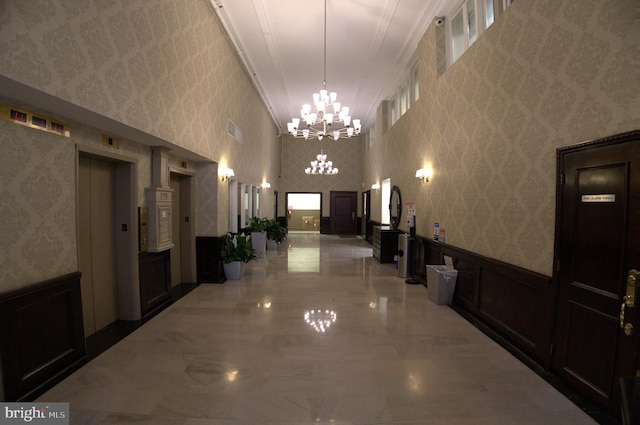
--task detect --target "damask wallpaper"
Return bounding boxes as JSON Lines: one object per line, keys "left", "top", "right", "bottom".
{"left": 279, "top": 134, "right": 364, "bottom": 217}
{"left": 364, "top": 0, "right": 637, "bottom": 276}
{"left": 0, "top": 0, "right": 637, "bottom": 292}
{"left": 0, "top": 0, "right": 280, "bottom": 291}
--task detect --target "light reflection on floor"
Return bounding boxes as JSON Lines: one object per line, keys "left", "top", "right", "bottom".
{"left": 286, "top": 246, "right": 320, "bottom": 273}
{"left": 37, "top": 233, "right": 600, "bottom": 425}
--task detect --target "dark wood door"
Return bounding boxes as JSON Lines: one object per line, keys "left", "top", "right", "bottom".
{"left": 330, "top": 191, "right": 357, "bottom": 234}
{"left": 553, "top": 132, "right": 639, "bottom": 415}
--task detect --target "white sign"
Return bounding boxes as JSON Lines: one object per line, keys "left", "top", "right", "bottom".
{"left": 581, "top": 194, "right": 615, "bottom": 203}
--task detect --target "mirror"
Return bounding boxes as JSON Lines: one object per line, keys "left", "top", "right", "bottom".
{"left": 389, "top": 185, "right": 401, "bottom": 229}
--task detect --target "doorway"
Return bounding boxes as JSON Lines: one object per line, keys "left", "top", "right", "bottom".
{"left": 553, "top": 131, "right": 639, "bottom": 416}
{"left": 330, "top": 191, "right": 358, "bottom": 234}
{"left": 286, "top": 192, "right": 322, "bottom": 231}
{"left": 362, "top": 190, "right": 371, "bottom": 241}
{"left": 169, "top": 171, "right": 195, "bottom": 288}
{"left": 381, "top": 178, "right": 391, "bottom": 225}
{"left": 78, "top": 148, "right": 139, "bottom": 336}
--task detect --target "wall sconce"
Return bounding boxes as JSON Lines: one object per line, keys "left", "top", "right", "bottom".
{"left": 371, "top": 183, "right": 380, "bottom": 191}
{"left": 415, "top": 168, "right": 431, "bottom": 182}
{"left": 261, "top": 182, "right": 271, "bottom": 190}
{"left": 220, "top": 168, "right": 234, "bottom": 182}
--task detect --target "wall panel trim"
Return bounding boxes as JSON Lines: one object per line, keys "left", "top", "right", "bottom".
{"left": 0, "top": 272, "right": 86, "bottom": 401}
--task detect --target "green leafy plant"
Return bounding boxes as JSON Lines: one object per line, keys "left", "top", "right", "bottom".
{"left": 222, "top": 232, "right": 257, "bottom": 263}
{"left": 266, "top": 219, "right": 287, "bottom": 243}
{"left": 249, "top": 216, "right": 268, "bottom": 233}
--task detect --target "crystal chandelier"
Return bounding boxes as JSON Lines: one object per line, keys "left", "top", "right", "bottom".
{"left": 305, "top": 150, "right": 338, "bottom": 175}
{"left": 287, "top": 0, "right": 361, "bottom": 141}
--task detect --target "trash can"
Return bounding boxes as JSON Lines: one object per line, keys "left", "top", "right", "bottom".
{"left": 426, "top": 265, "right": 458, "bottom": 305}
{"left": 398, "top": 234, "right": 410, "bottom": 278}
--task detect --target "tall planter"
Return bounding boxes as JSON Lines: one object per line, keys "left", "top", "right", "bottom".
{"left": 251, "top": 231, "right": 267, "bottom": 259}
{"left": 223, "top": 261, "right": 245, "bottom": 280}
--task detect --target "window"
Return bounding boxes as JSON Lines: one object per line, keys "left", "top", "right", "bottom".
{"left": 387, "top": 60, "right": 420, "bottom": 129}
{"left": 411, "top": 64, "right": 419, "bottom": 103}
{"left": 448, "top": 0, "right": 513, "bottom": 66}
{"left": 389, "top": 98, "right": 397, "bottom": 127}
{"left": 365, "top": 127, "right": 376, "bottom": 152}
{"left": 398, "top": 84, "right": 408, "bottom": 116}
{"left": 450, "top": 0, "right": 478, "bottom": 63}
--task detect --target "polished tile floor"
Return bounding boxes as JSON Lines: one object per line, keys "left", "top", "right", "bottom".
{"left": 39, "top": 233, "right": 600, "bottom": 424}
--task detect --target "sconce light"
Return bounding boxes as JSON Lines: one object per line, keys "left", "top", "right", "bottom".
{"left": 371, "top": 183, "right": 380, "bottom": 191}
{"left": 261, "top": 182, "right": 271, "bottom": 190}
{"left": 415, "top": 168, "right": 431, "bottom": 182}
{"left": 221, "top": 168, "right": 234, "bottom": 182}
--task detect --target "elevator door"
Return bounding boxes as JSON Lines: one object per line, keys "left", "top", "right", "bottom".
{"left": 78, "top": 156, "right": 119, "bottom": 336}
{"left": 170, "top": 173, "right": 182, "bottom": 287}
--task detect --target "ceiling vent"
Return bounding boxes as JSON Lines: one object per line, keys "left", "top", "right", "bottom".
{"left": 228, "top": 119, "right": 243, "bottom": 143}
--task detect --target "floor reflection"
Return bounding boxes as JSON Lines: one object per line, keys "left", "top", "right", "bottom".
{"left": 286, "top": 246, "right": 320, "bottom": 273}
{"left": 304, "top": 309, "right": 337, "bottom": 333}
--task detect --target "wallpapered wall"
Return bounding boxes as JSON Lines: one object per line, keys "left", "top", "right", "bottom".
{"left": 363, "top": 0, "right": 637, "bottom": 276}
{"left": 279, "top": 134, "right": 364, "bottom": 217}
{"left": 0, "top": 0, "right": 280, "bottom": 291}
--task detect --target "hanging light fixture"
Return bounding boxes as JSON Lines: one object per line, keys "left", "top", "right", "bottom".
{"left": 305, "top": 150, "right": 338, "bottom": 175}
{"left": 287, "top": 0, "right": 362, "bottom": 141}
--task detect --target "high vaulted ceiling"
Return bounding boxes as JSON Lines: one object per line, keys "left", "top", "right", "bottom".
{"left": 209, "top": 0, "right": 457, "bottom": 136}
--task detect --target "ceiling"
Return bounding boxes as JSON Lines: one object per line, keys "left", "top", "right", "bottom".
{"left": 209, "top": 0, "right": 457, "bottom": 136}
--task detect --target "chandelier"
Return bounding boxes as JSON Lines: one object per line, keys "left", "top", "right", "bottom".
{"left": 305, "top": 150, "right": 338, "bottom": 175}
{"left": 287, "top": 0, "right": 361, "bottom": 141}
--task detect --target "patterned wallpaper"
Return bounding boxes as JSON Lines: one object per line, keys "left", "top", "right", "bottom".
{"left": 0, "top": 0, "right": 280, "bottom": 291}
{"left": 0, "top": 120, "right": 76, "bottom": 287}
{"left": 364, "top": 0, "right": 638, "bottom": 276}
{"left": 0, "top": 0, "right": 637, "bottom": 291}
{"left": 279, "top": 134, "right": 364, "bottom": 217}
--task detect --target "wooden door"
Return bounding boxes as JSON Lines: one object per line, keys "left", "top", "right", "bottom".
{"left": 553, "top": 132, "right": 639, "bottom": 415}
{"left": 330, "top": 191, "right": 357, "bottom": 234}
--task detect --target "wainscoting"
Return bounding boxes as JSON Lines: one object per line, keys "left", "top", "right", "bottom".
{"left": 0, "top": 273, "right": 86, "bottom": 401}
{"left": 138, "top": 251, "right": 172, "bottom": 321}
{"left": 410, "top": 236, "right": 554, "bottom": 367}
{"left": 196, "top": 235, "right": 226, "bottom": 283}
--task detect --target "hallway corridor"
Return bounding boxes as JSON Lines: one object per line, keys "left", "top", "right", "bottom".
{"left": 38, "top": 233, "right": 598, "bottom": 424}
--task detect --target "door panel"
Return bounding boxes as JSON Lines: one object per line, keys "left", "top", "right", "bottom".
{"left": 330, "top": 191, "right": 357, "bottom": 234}
{"left": 170, "top": 173, "right": 182, "bottom": 287}
{"left": 78, "top": 157, "right": 95, "bottom": 336}
{"left": 554, "top": 133, "right": 639, "bottom": 415}
{"left": 78, "top": 156, "right": 118, "bottom": 336}
{"left": 90, "top": 159, "right": 118, "bottom": 330}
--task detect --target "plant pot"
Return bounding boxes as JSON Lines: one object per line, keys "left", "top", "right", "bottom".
{"left": 251, "top": 231, "right": 267, "bottom": 259}
{"left": 223, "top": 261, "right": 245, "bottom": 280}
{"left": 267, "top": 239, "right": 278, "bottom": 250}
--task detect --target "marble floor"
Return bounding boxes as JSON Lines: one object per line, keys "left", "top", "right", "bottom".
{"left": 39, "top": 233, "right": 601, "bottom": 424}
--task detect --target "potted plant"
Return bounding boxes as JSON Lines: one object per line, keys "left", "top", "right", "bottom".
{"left": 248, "top": 217, "right": 268, "bottom": 259}
{"left": 266, "top": 219, "right": 287, "bottom": 249}
{"left": 221, "top": 232, "right": 257, "bottom": 280}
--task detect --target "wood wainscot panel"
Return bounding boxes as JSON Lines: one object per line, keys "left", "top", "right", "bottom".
{"left": 196, "top": 236, "right": 226, "bottom": 283}
{"left": 416, "top": 238, "right": 553, "bottom": 366}
{"left": 0, "top": 272, "right": 86, "bottom": 401}
{"left": 449, "top": 255, "right": 481, "bottom": 311}
{"left": 320, "top": 217, "right": 330, "bottom": 234}
{"left": 139, "top": 251, "right": 172, "bottom": 321}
